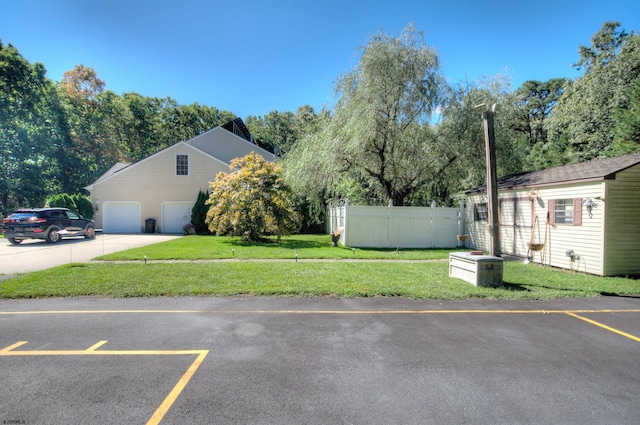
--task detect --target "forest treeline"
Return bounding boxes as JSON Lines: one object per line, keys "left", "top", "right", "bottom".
{"left": 1, "top": 21, "right": 639, "bottom": 218}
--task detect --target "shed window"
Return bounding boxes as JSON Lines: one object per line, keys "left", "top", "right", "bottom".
{"left": 176, "top": 154, "right": 189, "bottom": 176}
{"left": 548, "top": 198, "right": 582, "bottom": 226}
{"left": 474, "top": 203, "right": 488, "bottom": 221}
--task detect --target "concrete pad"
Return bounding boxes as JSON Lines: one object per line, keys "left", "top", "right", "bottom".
{"left": 0, "top": 234, "right": 180, "bottom": 275}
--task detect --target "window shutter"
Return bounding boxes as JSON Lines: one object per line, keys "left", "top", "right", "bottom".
{"left": 547, "top": 199, "right": 555, "bottom": 224}
{"left": 573, "top": 198, "right": 582, "bottom": 226}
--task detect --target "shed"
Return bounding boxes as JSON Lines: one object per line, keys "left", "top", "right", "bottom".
{"left": 464, "top": 153, "right": 640, "bottom": 276}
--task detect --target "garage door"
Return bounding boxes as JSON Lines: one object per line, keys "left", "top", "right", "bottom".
{"left": 162, "top": 202, "right": 193, "bottom": 234}
{"left": 103, "top": 202, "right": 141, "bottom": 233}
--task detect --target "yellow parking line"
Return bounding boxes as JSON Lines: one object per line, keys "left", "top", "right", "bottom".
{"left": 1, "top": 341, "right": 28, "bottom": 352}
{"left": 86, "top": 340, "right": 108, "bottom": 351}
{"left": 1, "top": 341, "right": 209, "bottom": 424}
{"left": 147, "top": 350, "right": 208, "bottom": 425}
{"left": 565, "top": 312, "right": 640, "bottom": 343}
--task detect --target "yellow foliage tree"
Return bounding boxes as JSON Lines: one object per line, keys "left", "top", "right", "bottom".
{"left": 205, "top": 153, "right": 301, "bottom": 241}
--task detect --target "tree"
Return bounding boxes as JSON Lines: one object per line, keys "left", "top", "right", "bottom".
{"left": 245, "top": 106, "right": 318, "bottom": 155}
{"left": 545, "top": 22, "right": 640, "bottom": 162}
{"left": 512, "top": 79, "right": 567, "bottom": 150}
{"left": 285, "top": 24, "right": 447, "bottom": 207}
{"left": 206, "top": 153, "right": 301, "bottom": 241}
{"left": 191, "top": 190, "right": 211, "bottom": 235}
{"left": 0, "top": 41, "right": 62, "bottom": 213}
{"left": 611, "top": 76, "right": 640, "bottom": 153}
{"left": 432, "top": 75, "right": 520, "bottom": 203}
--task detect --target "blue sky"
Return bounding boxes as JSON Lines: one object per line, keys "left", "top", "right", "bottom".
{"left": 2, "top": 0, "right": 639, "bottom": 119}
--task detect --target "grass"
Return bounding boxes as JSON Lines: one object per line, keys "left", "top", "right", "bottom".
{"left": 1, "top": 234, "right": 639, "bottom": 300}
{"left": 96, "top": 234, "right": 459, "bottom": 261}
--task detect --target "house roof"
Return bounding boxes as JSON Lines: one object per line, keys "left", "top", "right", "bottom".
{"left": 466, "top": 152, "right": 640, "bottom": 194}
{"left": 91, "top": 162, "right": 132, "bottom": 185}
{"left": 86, "top": 118, "right": 272, "bottom": 190}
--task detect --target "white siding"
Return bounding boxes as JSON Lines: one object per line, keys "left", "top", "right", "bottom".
{"left": 467, "top": 182, "right": 606, "bottom": 275}
{"left": 603, "top": 164, "right": 640, "bottom": 276}
{"left": 90, "top": 143, "right": 227, "bottom": 232}
{"left": 532, "top": 183, "right": 605, "bottom": 275}
{"left": 465, "top": 194, "right": 490, "bottom": 252}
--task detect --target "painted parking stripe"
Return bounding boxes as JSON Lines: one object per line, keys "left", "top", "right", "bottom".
{"left": 565, "top": 312, "right": 640, "bottom": 343}
{"left": 0, "top": 341, "right": 209, "bottom": 425}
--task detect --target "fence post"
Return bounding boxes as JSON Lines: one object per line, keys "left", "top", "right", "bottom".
{"left": 387, "top": 199, "right": 392, "bottom": 248}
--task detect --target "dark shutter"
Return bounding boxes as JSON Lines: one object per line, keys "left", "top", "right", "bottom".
{"left": 547, "top": 199, "right": 555, "bottom": 224}
{"left": 573, "top": 198, "right": 582, "bottom": 226}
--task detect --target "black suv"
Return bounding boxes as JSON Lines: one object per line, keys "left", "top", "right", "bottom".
{"left": 2, "top": 208, "right": 96, "bottom": 244}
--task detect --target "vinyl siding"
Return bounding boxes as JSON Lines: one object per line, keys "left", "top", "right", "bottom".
{"left": 603, "top": 164, "right": 640, "bottom": 276}
{"left": 533, "top": 182, "right": 606, "bottom": 275}
{"left": 465, "top": 194, "right": 490, "bottom": 252}
{"left": 91, "top": 144, "right": 227, "bottom": 231}
{"left": 466, "top": 182, "right": 606, "bottom": 275}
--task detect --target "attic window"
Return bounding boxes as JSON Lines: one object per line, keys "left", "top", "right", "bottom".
{"left": 176, "top": 154, "right": 189, "bottom": 176}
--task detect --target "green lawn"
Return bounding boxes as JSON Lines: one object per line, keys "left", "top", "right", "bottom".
{"left": 96, "top": 234, "right": 459, "bottom": 261}
{"left": 1, "top": 234, "right": 638, "bottom": 300}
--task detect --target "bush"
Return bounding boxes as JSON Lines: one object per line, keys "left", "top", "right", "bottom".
{"left": 206, "top": 153, "right": 301, "bottom": 241}
{"left": 47, "top": 193, "right": 75, "bottom": 210}
{"left": 46, "top": 193, "right": 94, "bottom": 219}
{"left": 191, "top": 190, "right": 211, "bottom": 235}
{"left": 72, "top": 194, "right": 94, "bottom": 219}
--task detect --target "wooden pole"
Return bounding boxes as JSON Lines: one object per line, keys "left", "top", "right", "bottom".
{"left": 482, "top": 105, "right": 500, "bottom": 257}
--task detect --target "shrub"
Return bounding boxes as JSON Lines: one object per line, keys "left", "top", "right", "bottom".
{"left": 191, "top": 190, "right": 211, "bottom": 235}
{"left": 46, "top": 193, "right": 94, "bottom": 219}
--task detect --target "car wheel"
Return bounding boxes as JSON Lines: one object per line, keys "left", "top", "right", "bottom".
{"left": 46, "top": 228, "right": 61, "bottom": 243}
{"left": 84, "top": 225, "right": 96, "bottom": 239}
{"left": 8, "top": 238, "right": 22, "bottom": 245}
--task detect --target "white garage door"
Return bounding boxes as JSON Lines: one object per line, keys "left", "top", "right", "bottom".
{"left": 103, "top": 202, "right": 141, "bottom": 233}
{"left": 162, "top": 202, "right": 193, "bottom": 234}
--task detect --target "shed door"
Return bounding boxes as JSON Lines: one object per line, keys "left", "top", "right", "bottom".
{"left": 162, "top": 202, "right": 193, "bottom": 234}
{"left": 499, "top": 198, "right": 532, "bottom": 257}
{"left": 103, "top": 202, "right": 141, "bottom": 233}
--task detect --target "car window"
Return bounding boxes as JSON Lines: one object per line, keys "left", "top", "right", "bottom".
{"left": 49, "top": 211, "right": 63, "bottom": 218}
{"left": 8, "top": 212, "right": 37, "bottom": 221}
{"left": 66, "top": 211, "right": 80, "bottom": 219}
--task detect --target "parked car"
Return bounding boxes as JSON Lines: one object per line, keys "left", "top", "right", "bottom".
{"left": 2, "top": 208, "right": 96, "bottom": 244}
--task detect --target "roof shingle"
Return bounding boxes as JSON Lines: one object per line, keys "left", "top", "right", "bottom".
{"left": 467, "top": 153, "right": 640, "bottom": 193}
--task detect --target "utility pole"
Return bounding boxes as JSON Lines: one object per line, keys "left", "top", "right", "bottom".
{"left": 477, "top": 103, "right": 500, "bottom": 257}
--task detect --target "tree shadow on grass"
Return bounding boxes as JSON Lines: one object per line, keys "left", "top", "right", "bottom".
{"left": 599, "top": 292, "right": 640, "bottom": 299}
{"left": 501, "top": 282, "right": 531, "bottom": 292}
{"left": 223, "top": 236, "right": 329, "bottom": 250}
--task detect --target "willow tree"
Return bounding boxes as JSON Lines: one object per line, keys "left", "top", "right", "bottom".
{"left": 285, "top": 24, "right": 447, "bottom": 207}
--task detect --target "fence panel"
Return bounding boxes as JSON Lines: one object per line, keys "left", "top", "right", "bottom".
{"left": 329, "top": 203, "right": 462, "bottom": 248}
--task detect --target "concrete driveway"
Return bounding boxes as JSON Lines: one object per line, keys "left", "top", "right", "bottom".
{"left": 0, "top": 233, "right": 180, "bottom": 276}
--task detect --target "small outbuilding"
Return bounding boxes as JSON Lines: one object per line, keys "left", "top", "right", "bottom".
{"left": 464, "top": 153, "right": 640, "bottom": 276}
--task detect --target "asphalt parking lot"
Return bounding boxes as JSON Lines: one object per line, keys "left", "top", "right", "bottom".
{"left": 1, "top": 296, "right": 639, "bottom": 424}
{"left": 0, "top": 234, "right": 180, "bottom": 275}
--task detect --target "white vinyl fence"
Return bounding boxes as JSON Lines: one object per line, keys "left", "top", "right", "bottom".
{"left": 328, "top": 201, "right": 465, "bottom": 248}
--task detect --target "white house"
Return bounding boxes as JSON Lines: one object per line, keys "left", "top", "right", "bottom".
{"left": 465, "top": 153, "right": 640, "bottom": 276}
{"left": 85, "top": 118, "right": 274, "bottom": 234}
